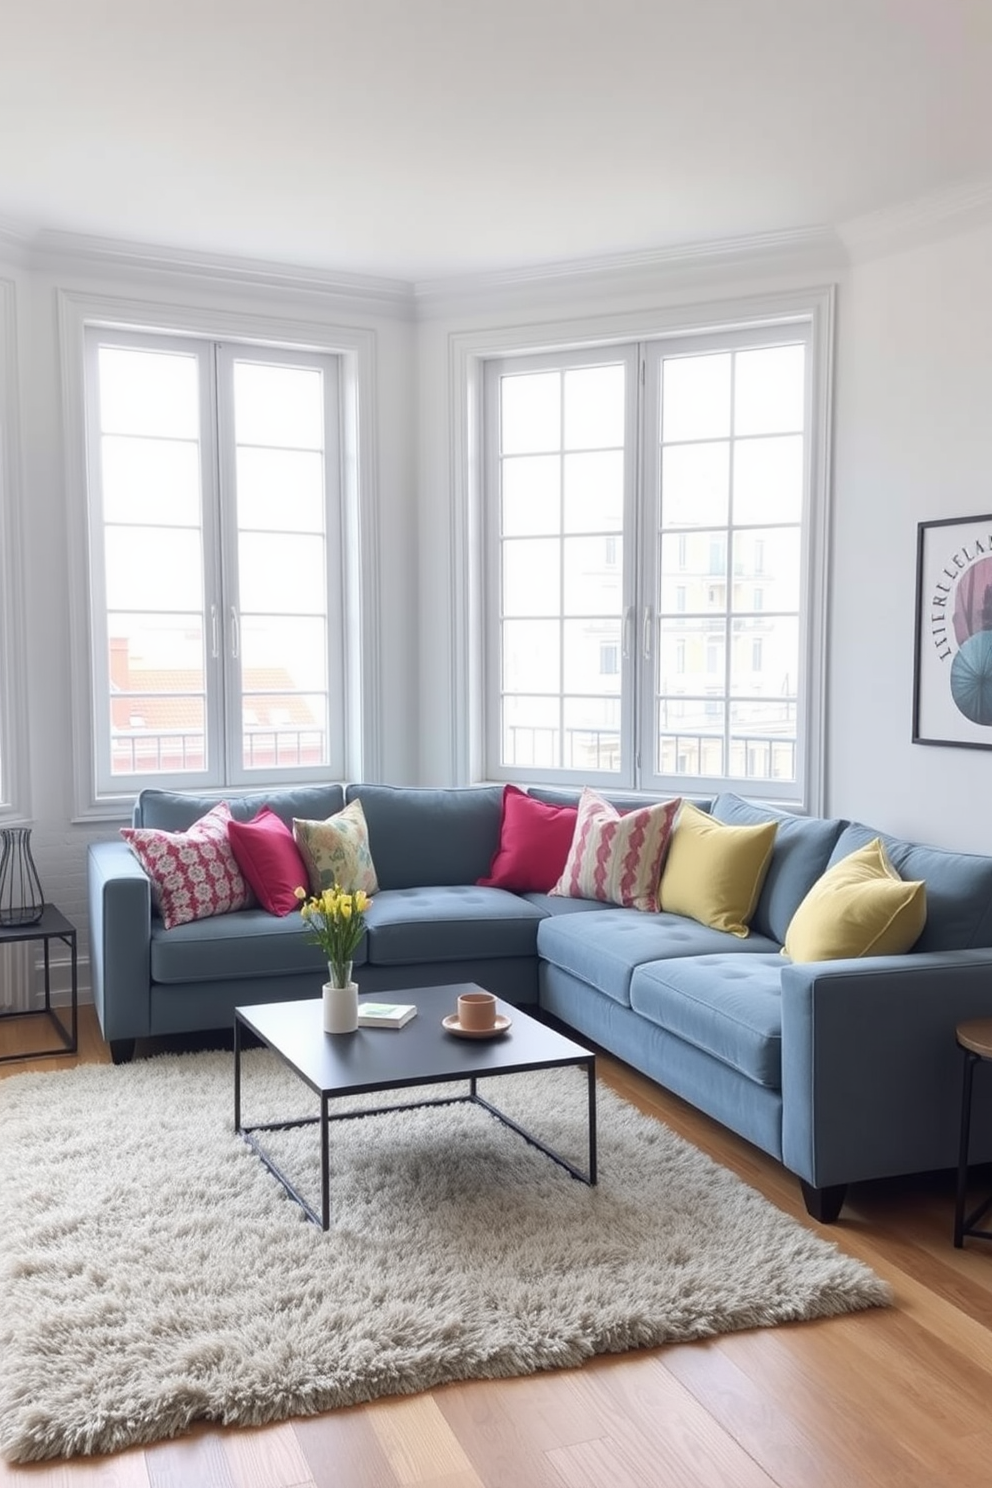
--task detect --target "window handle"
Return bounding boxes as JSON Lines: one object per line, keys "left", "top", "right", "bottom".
{"left": 210, "top": 604, "right": 219, "bottom": 660}
{"left": 642, "top": 606, "right": 652, "bottom": 660}
{"left": 230, "top": 606, "right": 240, "bottom": 660}
{"left": 622, "top": 606, "right": 633, "bottom": 660}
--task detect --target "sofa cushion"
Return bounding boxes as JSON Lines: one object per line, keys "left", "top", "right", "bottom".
{"left": 345, "top": 784, "right": 503, "bottom": 888}
{"left": 827, "top": 823, "right": 992, "bottom": 952}
{"left": 711, "top": 793, "right": 847, "bottom": 944}
{"left": 659, "top": 803, "right": 777, "bottom": 938}
{"left": 227, "top": 807, "right": 310, "bottom": 916}
{"left": 477, "top": 785, "right": 577, "bottom": 893}
{"left": 293, "top": 799, "right": 380, "bottom": 896}
{"left": 550, "top": 788, "right": 680, "bottom": 912}
{"left": 630, "top": 954, "right": 785, "bottom": 1089}
{"left": 150, "top": 905, "right": 336, "bottom": 984}
{"left": 537, "top": 907, "right": 780, "bottom": 1007}
{"left": 364, "top": 886, "right": 545, "bottom": 965}
{"left": 784, "top": 839, "right": 926, "bottom": 962}
{"left": 133, "top": 784, "right": 346, "bottom": 832}
{"left": 121, "top": 803, "right": 254, "bottom": 930}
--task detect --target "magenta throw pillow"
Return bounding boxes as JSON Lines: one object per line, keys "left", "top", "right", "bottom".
{"left": 228, "top": 806, "right": 310, "bottom": 916}
{"left": 477, "top": 785, "right": 579, "bottom": 894}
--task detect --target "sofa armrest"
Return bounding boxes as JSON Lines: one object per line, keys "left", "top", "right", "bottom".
{"left": 780, "top": 949, "right": 992, "bottom": 1189}
{"left": 87, "top": 840, "right": 154, "bottom": 1044}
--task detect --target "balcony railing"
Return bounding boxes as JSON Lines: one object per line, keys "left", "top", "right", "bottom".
{"left": 111, "top": 727, "right": 327, "bottom": 775}
{"left": 504, "top": 726, "right": 796, "bottom": 781}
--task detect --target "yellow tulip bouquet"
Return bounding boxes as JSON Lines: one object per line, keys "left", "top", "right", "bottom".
{"left": 295, "top": 884, "right": 371, "bottom": 988}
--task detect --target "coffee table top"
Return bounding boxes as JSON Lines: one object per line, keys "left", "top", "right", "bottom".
{"left": 236, "top": 983, "right": 594, "bottom": 1099}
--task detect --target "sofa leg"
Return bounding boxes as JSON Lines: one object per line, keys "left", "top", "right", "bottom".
{"left": 800, "top": 1180, "right": 847, "bottom": 1223}
{"left": 110, "top": 1039, "right": 136, "bottom": 1065}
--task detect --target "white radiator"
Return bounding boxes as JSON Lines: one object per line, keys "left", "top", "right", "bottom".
{"left": 0, "top": 942, "right": 36, "bottom": 1012}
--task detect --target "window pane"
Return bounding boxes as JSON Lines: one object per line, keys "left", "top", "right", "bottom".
{"left": 238, "top": 533, "right": 326, "bottom": 613}
{"left": 562, "top": 538, "right": 623, "bottom": 616}
{"left": 101, "top": 436, "right": 200, "bottom": 526}
{"left": 563, "top": 364, "right": 625, "bottom": 450}
{"left": 734, "top": 345, "right": 805, "bottom": 435}
{"left": 241, "top": 693, "right": 328, "bottom": 770}
{"left": 730, "top": 617, "right": 799, "bottom": 699}
{"left": 237, "top": 448, "right": 324, "bottom": 533}
{"left": 729, "top": 701, "right": 798, "bottom": 781}
{"left": 563, "top": 695, "right": 620, "bottom": 772}
{"left": 234, "top": 362, "right": 323, "bottom": 449}
{"left": 563, "top": 618, "right": 622, "bottom": 694}
{"left": 501, "top": 371, "right": 560, "bottom": 454}
{"left": 733, "top": 435, "right": 803, "bottom": 525}
{"left": 502, "top": 539, "right": 560, "bottom": 616}
{"left": 658, "top": 619, "right": 726, "bottom": 694}
{"left": 240, "top": 616, "right": 328, "bottom": 691}
{"left": 502, "top": 619, "right": 560, "bottom": 692}
{"left": 657, "top": 698, "right": 726, "bottom": 777}
{"left": 108, "top": 616, "right": 205, "bottom": 778}
{"left": 658, "top": 532, "right": 727, "bottom": 614}
{"left": 732, "top": 528, "right": 800, "bottom": 610}
{"left": 502, "top": 455, "right": 560, "bottom": 535}
{"left": 661, "top": 442, "right": 729, "bottom": 529}
{"left": 105, "top": 528, "right": 203, "bottom": 610}
{"left": 563, "top": 451, "right": 624, "bottom": 533}
{"left": 98, "top": 347, "right": 199, "bottom": 439}
{"left": 502, "top": 694, "right": 560, "bottom": 769}
{"left": 662, "top": 353, "right": 731, "bottom": 442}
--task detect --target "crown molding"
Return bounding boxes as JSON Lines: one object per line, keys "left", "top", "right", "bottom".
{"left": 1, "top": 223, "right": 417, "bottom": 319}
{"left": 838, "top": 174, "right": 992, "bottom": 263}
{"left": 412, "top": 226, "right": 848, "bottom": 315}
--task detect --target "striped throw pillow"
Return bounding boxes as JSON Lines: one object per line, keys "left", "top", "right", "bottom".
{"left": 550, "top": 788, "right": 680, "bottom": 913}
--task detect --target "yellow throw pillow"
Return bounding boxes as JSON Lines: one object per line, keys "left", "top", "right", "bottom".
{"left": 659, "top": 802, "right": 777, "bottom": 938}
{"left": 783, "top": 838, "right": 926, "bottom": 962}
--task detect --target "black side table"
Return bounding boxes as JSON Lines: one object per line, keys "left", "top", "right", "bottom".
{"left": 954, "top": 1018, "right": 992, "bottom": 1247}
{"left": 0, "top": 904, "right": 78, "bottom": 1063}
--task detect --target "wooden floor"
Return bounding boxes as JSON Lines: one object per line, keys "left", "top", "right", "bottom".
{"left": 2, "top": 1006, "right": 992, "bottom": 1488}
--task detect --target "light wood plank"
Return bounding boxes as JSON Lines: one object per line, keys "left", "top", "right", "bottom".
{"left": 366, "top": 1397, "right": 483, "bottom": 1487}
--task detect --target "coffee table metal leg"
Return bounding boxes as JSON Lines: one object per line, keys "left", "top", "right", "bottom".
{"left": 320, "top": 1094, "right": 330, "bottom": 1231}
{"left": 586, "top": 1057, "right": 597, "bottom": 1185}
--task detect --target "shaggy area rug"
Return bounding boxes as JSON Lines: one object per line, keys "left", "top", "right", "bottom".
{"left": 0, "top": 1049, "right": 890, "bottom": 1462}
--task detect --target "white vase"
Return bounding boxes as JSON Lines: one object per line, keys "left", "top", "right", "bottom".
{"left": 323, "top": 980, "right": 359, "bottom": 1034}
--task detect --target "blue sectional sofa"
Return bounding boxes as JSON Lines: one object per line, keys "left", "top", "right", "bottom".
{"left": 87, "top": 782, "right": 992, "bottom": 1222}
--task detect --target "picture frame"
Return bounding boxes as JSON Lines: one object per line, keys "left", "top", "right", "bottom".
{"left": 913, "top": 513, "right": 992, "bottom": 749}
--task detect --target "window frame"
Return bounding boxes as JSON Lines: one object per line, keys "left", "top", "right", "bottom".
{"left": 0, "top": 275, "right": 30, "bottom": 822}
{"left": 60, "top": 292, "right": 380, "bottom": 819}
{"left": 460, "top": 288, "right": 833, "bottom": 813}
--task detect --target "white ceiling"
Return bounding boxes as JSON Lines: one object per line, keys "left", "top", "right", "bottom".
{"left": 2, "top": 0, "right": 992, "bottom": 284}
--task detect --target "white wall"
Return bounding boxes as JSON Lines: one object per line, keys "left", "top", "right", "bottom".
{"left": 2, "top": 248, "right": 418, "bottom": 990}
{"left": 829, "top": 219, "right": 992, "bottom": 850}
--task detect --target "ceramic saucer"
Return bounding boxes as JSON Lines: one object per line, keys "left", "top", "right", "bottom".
{"left": 441, "top": 1012, "right": 512, "bottom": 1039}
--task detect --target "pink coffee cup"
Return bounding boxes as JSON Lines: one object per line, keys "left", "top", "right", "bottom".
{"left": 458, "top": 990, "right": 497, "bottom": 1031}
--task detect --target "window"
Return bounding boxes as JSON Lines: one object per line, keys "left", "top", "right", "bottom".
{"left": 84, "top": 329, "right": 344, "bottom": 796}
{"left": 483, "top": 313, "right": 823, "bottom": 804}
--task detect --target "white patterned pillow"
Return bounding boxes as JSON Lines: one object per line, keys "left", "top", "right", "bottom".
{"left": 121, "top": 802, "right": 255, "bottom": 930}
{"left": 550, "top": 788, "right": 680, "bottom": 913}
{"left": 293, "top": 799, "right": 379, "bottom": 895}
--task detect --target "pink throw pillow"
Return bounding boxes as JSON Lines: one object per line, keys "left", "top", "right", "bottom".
{"left": 477, "top": 785, "right": 579, "bottom": 894}
{"left": 121, "top": 802, "right": 255, "bottom": 930}
{"left": 228, "top": 806, "right": 310, "bottom": 916}
{"left": 550, "top": 787, "right": 681, "bottom": 913}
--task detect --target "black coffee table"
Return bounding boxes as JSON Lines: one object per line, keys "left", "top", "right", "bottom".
{"left": 234, "top": 983, "right": 597, "bottom": 1229}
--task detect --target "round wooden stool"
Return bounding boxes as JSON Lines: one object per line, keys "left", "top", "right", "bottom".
{"left": 954, "top": 1019, "right": 992, "bottom": 1247}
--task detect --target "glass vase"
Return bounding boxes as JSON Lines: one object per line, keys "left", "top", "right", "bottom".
{"left": 0, "top": 827, "right": 44, "bottom": 927}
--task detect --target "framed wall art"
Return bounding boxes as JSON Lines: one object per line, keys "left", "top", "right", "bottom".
{"left": 913, "top": 513, "right": 992, "bottom": 749}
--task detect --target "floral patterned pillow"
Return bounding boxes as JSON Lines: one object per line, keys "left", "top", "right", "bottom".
{"left": 293, "top": 799, "right": 380, "bottom": 896}
{"left": 121, "top": 802, "right": 255, "bottom": 930}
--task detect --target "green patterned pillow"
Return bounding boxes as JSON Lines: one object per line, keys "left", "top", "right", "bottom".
{"left": 292, "top": 799, "right": 379, "bottom": 896}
